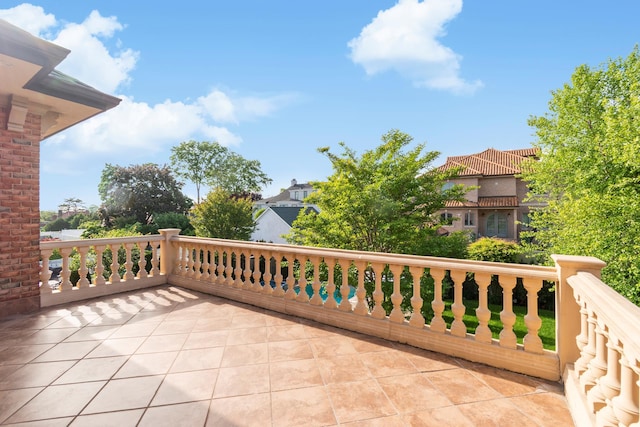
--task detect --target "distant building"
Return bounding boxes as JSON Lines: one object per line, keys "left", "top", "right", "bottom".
{"left": 437, "top": 148, "right": 541, "bottom": 242}
{"left": 252, "top": 206, "right": 318, "bottom": 244}
{"left": 254, "top": 179, "right": 317, "bottom": 210}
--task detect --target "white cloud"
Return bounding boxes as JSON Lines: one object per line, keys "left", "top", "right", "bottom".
{"left": 2, "top": 4, "right": 295, "bottom": 173}
{"left": 348, "top": 0, "right": 482, "bottom": 94}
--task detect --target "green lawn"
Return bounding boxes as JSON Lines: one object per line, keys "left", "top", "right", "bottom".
{"left": 440, "top": 300, "right": 556, "bottom": 350}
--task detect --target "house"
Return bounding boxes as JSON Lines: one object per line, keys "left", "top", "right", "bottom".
{"left": 437, "top": 148, "right": 541, "bottom": 241}
{"left": 251, "top": 206, "right": 318, "bottom": 244}
{"left": 0, "top": 19, "right": 120, "bottom": 317}
{"left": 254, "top": 178, "right": 316, "bottom": 209}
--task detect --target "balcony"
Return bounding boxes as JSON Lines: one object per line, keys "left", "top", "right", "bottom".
{"left": 0, "top": 230, "right": 638, "bottom": 425}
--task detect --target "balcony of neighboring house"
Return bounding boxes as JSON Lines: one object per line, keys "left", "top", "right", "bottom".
{"left": 0, "top": 231, "right": 637, "bottom": 426}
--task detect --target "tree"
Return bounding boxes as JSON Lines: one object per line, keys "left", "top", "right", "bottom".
{"left": 170, "top": 140, "right": 272, "bottom": 202}
{"left": 98, "top": 163, "right": 192, "bottom": 225}
{"left": 286, "top": 129, "right": 466, "bottom": 255}
{"left": 170, "top": 140, "right": 226, "bottom": 203}
{"left": 58, "top": 197, "right": 84, "bottom": 215}
{"left": 191, "top": 188, "right": 255, "bottom": 240}
{"left": 44, "top": 217, "right": 70, "bottom": 232}
{"left": 521, "top": 47, "right": 640, "bottom": 304}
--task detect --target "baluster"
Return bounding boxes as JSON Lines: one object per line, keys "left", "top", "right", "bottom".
{"left": 595, "top": 333, "right": 622, "bottom": 426}
{"left": 149, "top": 243, "right": 159, "bottom": 277}
{"left": 498, "top": 274, "right": 517, "bottom": 349}
{"left": 581, "top": 317, "right": 608, "bottom": 394}
{"left": 214, "top": 251, "right": 224, "bottom": 284}
{"left": 296, "top": 256, "right": 309, "bottom": 303}
{"left": 370, "top": 262, "right": 386, "bottom": 319}
{"left": 408, "top": 266, "right": 425, "bottom": 327}
{"left": 59, "top": 247, "right": 72, "bottom": 291}
{"left": 429, "top": 268, "right": 446, "bottom": 333}
{"left": 611, "top": 353, "right": 640, "bottom": 426}
{"left": 77, "top": 246, "right": 90, "bottom": 288}
{"left": 108, "top": 244, "right": 120, "bottom": 283}
{"left": 272, "top": 255, "right": 285, "bottom": 297}
{"left": 353, "top": 261, "right": 368, "bottom": 315}
{"left": 252, "top": 252, "right": 263, "bottom": 292}
{"left": 262, "top": 252, "right": 273, "bottom": 295}
{"left": 474, "top": 272, "right": 492, "bottom": 343}
{"left": 207, "top": 248, "right": 217, "bottom": 283}
{"left": 576, "top": 308, "right": 597, "bottom": 377}
{"left": 324, "top": 258, "right": 337, "bottom": 308}
{"left": 234, "top": 250, "right": 245, "bottom": 288}
{"left": 225, "top": 250, "right": 234, "bottom": 286}
{"left": 172, "top": 242, "right": 181, "bottom": 275}
{"left": 201, "top": 246, "right": 210, "bottom": 281}
{"left": 337, "top": 259, "right": 352, "bottom": 312}
{"left": 450, "top": 270, "right": 467, "bottom": 337}
{"left": 284, "top": 255, "right": 296, "bottom": 300}
{"left": 522, "top": 277, "right": 543, "bottom": 353}
{"left": 123, "top": 243, "right": 134, "bottom": 281}
{"left": 574, "top": 294, "right": 589, "bottom": 368}
{"left": 40, "top": 248, "right": 53, "bottom": 294}
{"left": 242, "top": 251, "right": 253, "bottom": 290}
{"left": 389, "top": 264, "right": 406, "bottom": 324}
{"left": 94, "top": 245, "right": 106, "bottom": 286}
{"left": 136, "top": 243, "right": 148, "bottom": 279}
{"left": 309, "top": 256, "right": 323, "bottom": 306}
{"left": 187, "top": 245, "right": 196, "bottom": 278}
{"left": 194, "top": 245, "right": 203, "bottom": 280}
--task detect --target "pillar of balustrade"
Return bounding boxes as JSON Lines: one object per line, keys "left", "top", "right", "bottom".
{"left": 159, "top": 229, "right": 180, "bottom": 276}
{"left": 272, "top": 255, "right": 285, "bottom": 297}
{"left": 76, "top": 246, "right": 90, "bottom": 287}
{"left": 284, "top": 255, "right": 296, "bottom": 300}
{"left": 429, "top": 268, "right": 446, "bottom": 333}
{"left": 59, "top": 247, "right": 72, "bottom": 291}
{"left": 251, "top": 252, "right": 263, "bottom": 292}
{"left": 353, "top": 261, "right": 368, "bottom": 315}
{"left": 449, "top": 269, "right": 467, "bottom": 338}
{"left": 137, "top": 243, "right": 148, "bottom": 279}
{"left": 575, "top": 308, "right": 597, "bottom": 377}
{"left": 337, "top": 259, "right": 352, "bottom": 312}
{"left": 193, "top": 245, "right": 203, "bottom": 280}
{"left": 499, "top": 274, "right": 517, "bottom": 349}
{"left": 552, "top": 254, "right": 607, "bottom": 375}
{"left": 611, "top": 353, "right": 639, "bottom": 426}
{"left": 581, "top": 317, "right": 608, "bottom": 396}
{"left": 109, "top": 243, "right": 121, "bottom": 283}
{"left": 94, "top": 245, "right": 106, "bottom": 286}
{"left": 296, "top": 256, "right": 309, "bottom": 303}
{"left": 225, "top": 250, "right": 235, "bottom": 287}
{"left": 200, "top": 246, "right": 210, "bottom": 281}
{"left": 370, "top": 262, "right": 386, "bottom": 319}
{"left": 389, "top": 264, "right": 406, "bottom": 324}
{"left": 474, "top": 272, "right": 493, "bottom": 343}
{"left": 39, "top": 247, "right": 53, "bottom": 294}
{"left": 309, "top": 256, "right": 323, "bottom": 306}
{"left": 593, "top": 333, "right": 621, "bottom": 425}
{"left": 324, "top": 258, "right": 338, "bottom": 309}
{"left": 262, "top": 252, "right": 274, "bottom": 296}
{"left": 123, "top": 243, "right": 135, "bottom": 281}
{"left": 522, "top": 277, "right": 544, "bottom": 353}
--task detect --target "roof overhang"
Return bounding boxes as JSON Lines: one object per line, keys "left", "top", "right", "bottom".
{"left": 0, "top": 19, "right": 121, "bottom": 139}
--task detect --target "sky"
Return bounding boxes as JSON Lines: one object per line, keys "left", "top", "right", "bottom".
{"left": 1, "top": 1, "right": 639, "bottom": 211}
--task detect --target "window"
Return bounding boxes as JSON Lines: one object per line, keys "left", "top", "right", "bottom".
{"left": 440, "top": 212, "right": 453, "bottom": 225}
{"left": 464, "top": 212, "right": 475, "bottom": 226}
{"left": 303, "top": 191, "right": 308, "bottom": 198}
{"left": 442, "top": 182, "right": 454, "bottom": 192}
{"left": 486, "top": 213, "right": 508, "bottom": 237}
{"left": 521, "top": 213, "right": 531, "bottom": 228}
{"left": 294, "top": 191, "right": 299, "bottom": 200}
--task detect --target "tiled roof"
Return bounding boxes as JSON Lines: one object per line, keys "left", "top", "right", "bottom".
{"left": 445, "top": 196, "right": 519, "bottom": 208}
{"left": 270, "top": 206, "right": 318, "bottom": 226}
{"left": 439, "top": 148, "right": 538, "bottom": 177}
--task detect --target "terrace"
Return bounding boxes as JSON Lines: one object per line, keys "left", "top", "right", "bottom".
{"left": 1, "top": 230, "right": 638, "bottom": 426}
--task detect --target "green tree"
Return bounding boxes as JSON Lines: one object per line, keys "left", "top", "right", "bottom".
{"left": 191, "top": 188, "right": 255, "bottom": 240}
{"left": 44, "top": 217, "right": 71, "bottom": 232}
{"left": 98, "top": 163, "right": 192, "bottom": 225}
{"left": 286, "top": 129, "right": 466, "bottom": 255}
{"left": 40, "top": 210, "right": 57, "bottom": 222}
{"left": 170, "top": 140, "right": 272, "bottom": 202}
{"left": 521, "top": 47, "right": 640, "bottom": 304}
{"left": 58, "top": 197, "right": 84, "bottom": 215}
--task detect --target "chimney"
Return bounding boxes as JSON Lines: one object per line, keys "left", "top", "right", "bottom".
{"left": 291, "top": 179, "right": 297, "bottom": 186}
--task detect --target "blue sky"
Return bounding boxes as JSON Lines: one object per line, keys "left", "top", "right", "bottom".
{"left": 2, "top": 1, "right": 639, "bottom": 211}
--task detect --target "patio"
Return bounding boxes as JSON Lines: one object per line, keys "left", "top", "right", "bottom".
{"left": 0, "top": 285, "right": 573, "bottom": 426}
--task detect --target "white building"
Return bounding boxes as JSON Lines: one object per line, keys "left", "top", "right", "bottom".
{"left": 251, "top": 206, "right": 318, "bottom": 244}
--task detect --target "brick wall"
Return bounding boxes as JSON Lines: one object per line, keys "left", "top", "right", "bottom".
{"left": 0, "top": 106, "right": 42, "bottom": 317}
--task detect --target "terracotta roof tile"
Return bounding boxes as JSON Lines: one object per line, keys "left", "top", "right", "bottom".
{"left": 439, "top": 148, "right": 537, "bottom": 177}
{"left": 445, "top": 196, "right": 518, "bottom": 208}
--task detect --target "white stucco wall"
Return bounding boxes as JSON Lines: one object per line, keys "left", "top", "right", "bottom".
{"left": 251, "top": 209, "right": 291, "bottom": 244}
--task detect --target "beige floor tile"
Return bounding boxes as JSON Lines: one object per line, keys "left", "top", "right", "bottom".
{"left": 426, "top": 369, "right": 502, "bottom": 404}
{"left": 6, "top": 381, "right": 104, "bottom": 423}
{"left": 136, "top": 333, "right": 188, "bottom": 354}
{"left": 341, "top": 415, "right": 406, "bottom": 427}
{"left": 0, "top": 361, "right": 74, "bottom": 390}
{"left": 152, "top": 319, "right": 197, "bottom": 335}
{"left": 397, "top": 345, "right": 461, "bottom": 372}
{"left": 509, "top": 392, "right": 575, "bottom": 427}
{"left": 378, "top": 373, "right": 453, "bottom": 412}
{"left": 403, "top": 406, "right": 475, "bottom": 427}
{"left": 0, "top": 387, "right": 43, "bottom": 424}
{"left": 317, "top": 354, "right": 373, "bottom": 385}
{"left": 46, "top": 315, "right": 101, "bottom": 329}
{"left": 268, "top": 340, "right": 314, "bottom": 362}
{"left": 127, "top": 311, "right": 169, "bottom": 323}
{"left": 0, "top": 344, "right": 53, "bottom": 365}
{"left": 359, "top": 350, "right": 418, "bottom": 378}
{"left": 207, "top": 393, "right": 271, "bottom": 427}
{"left": 229, "top": 314, "right": 268, "bottom": 329}
{"left": 20, "top": 328, "right": 78, "bottom": 344}
{"left": 271, "top": 386, "right": 336, "bottom": 426}
{"left": 69, "top": 409, "right": 144, "bottom": 427}
{"left": 183, "top": 330, "right": 229, "bottom": 349}
{"left": 113, "top": 351, "right": 178, "bottom": 378}
{"left": 64, "top": 325, "right": 118, "bottom": 342}
{"left": 266, "top": 324, "right": 307, "bottom": 342}
{"left": 192, "top": 317, "right": 233, "bottom": 332}
{"left": 85, "top": 337, "right": 145, "bottom": 358}
{"left": 82, "top": 376, "right": 163, "bottom": 414}
{"left": 270, "top": 359, "right": 324, "bottom": 391}
{"left": 327, "top": 379, "right": 397, "bottom": 424}
{"left": 31, "top": 341, "right": 99, "bottom": 363}
{"left": 53, "top": 356, "right": 128, "bottom": 384}
{"left": 225, "top": 326, "right": 267, "bottom": 345}
{"left": 458, "top": 398, "right": 539, "bottom": 426}
{"left": 151, "top": 369, "right": 218, "bottom": 405}
{"left": 349, "top": 335, "right": 396, "bottom": 353}
{"left": 220, "top": 343, "right": 269, "bottom": 367}
{"left": 169, "top": 347, "right": 224, "bottom": 373}
{"left": 109, "top": 322, "right": 160, "bottom": 339}
{"left": 89, "top": 312, "right": 135, "bottom": 326}
{"left": 465, "top": 363, "right": 550, "bottom": 396}
{"left": 139, "top": 401, "right": 210, "bottom": 427}
{"left": 213, "top": 364, "right": 270, "bottom": 398}
{"left": 309, "top": 336, "right": 357, "bottom": 358}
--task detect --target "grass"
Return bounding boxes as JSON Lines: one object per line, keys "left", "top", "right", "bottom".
{"left": 440, "top": 300, "right": 556, "bottom": 350}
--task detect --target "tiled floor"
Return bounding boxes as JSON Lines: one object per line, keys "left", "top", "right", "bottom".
{"left": 0, "top": 286, "right": 575, "bottom": 426}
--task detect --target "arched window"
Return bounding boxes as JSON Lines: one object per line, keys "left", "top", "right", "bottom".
{"left": 486, "top": 213, "right": 508, "bottom": 237}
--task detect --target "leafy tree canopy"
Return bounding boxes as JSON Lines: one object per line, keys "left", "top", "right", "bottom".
{"left": 170, "top": 140, "right": 271, "bottom": 202}
{"left": 191, "top": 188, "right": 255, "bottom": 240}
{"left": 98, "top": 163, "right": 192, "bottom": 225}
{"left": 521, "top": 46, "right": 640, "bottom": 304}
{"left": 286, "top": 129, "right": 466, "bottom": 254}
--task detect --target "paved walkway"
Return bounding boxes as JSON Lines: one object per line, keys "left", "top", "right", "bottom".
{"left": 0, "top": 286, "right": 575, "bottom": 426}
